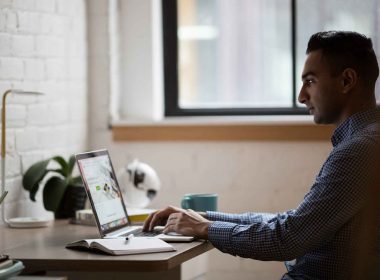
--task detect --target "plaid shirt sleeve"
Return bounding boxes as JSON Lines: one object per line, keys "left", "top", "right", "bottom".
{"left": 205, "top": 137, "right": 374, "bottom": 261}
{"left": 206, "top": 211, "right": 277, "bottom": 224}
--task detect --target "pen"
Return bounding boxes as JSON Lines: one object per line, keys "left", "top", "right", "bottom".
{"left": 125, "top": 234, "right": 134, "bottom": 242}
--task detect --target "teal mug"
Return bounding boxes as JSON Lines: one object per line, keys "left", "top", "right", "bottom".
{"left": 181, "top": 193, "right": 218, "bottom": 212}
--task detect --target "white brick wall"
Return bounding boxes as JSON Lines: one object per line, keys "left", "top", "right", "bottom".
{"left": 6, "top": 11, "right": 18, "bottom": 32}
{"left": 7, "top": 104, "right": 27, "bottom": 122}
{"left": 24, "top": 58, "right": 45, "bottom": 80}
{"left": 34, "top": 0, "right": 55, "bottom": 13}
{"left": 0, "top": 58, "right": 24, "bottom": 79}
{"left": 0, "top": 34, "right": 12, "bottom": 56}
{"left": 17, "top": 11, "right": 41, "bottom": 33}
{"left": 0, "top": 0, "right": 88, "bottom": 223}
{"left": 11, "top": 35, "right": 34, "bottom": 57}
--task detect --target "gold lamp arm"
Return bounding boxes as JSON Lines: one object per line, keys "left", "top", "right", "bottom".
{"left": 1, "top": 89, "right": 12, "bottom": 225}
{"left": 2, "top": 89, "right": 12, "bottom": 157}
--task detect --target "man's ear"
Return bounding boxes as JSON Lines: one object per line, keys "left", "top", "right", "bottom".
{"left": 341, "top": 68, "right": 358, "bottom": 94}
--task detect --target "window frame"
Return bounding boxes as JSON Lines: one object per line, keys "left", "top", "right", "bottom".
{"left": 162, "top": 0, "right": 308, "bottom": 117}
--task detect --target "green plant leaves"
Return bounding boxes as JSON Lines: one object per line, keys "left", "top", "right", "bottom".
{"left": 67, "top": 155, "right": 76, "bottom": 178}
{"left": 52, "top": 156, "right": 69, "bottom": 176}
{"left": 22, "top": 159, "right": 50, "bottom": 201}
{"left": 22, "top": 154, "right": 82, "bottom": 213}
{"left": 42, "top": 176, "right": 68, "bottom": 212}
{"left": 46, "top": 168, "right": 66, "bottom": 177}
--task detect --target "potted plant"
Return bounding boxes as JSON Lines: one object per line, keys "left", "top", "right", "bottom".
{"left": 22, "top": 155, "right": 86, "bottom": 219}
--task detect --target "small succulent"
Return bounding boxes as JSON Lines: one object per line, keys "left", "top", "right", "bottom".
{"left": 22, "top": 155, "right": 83, "bottom": 212}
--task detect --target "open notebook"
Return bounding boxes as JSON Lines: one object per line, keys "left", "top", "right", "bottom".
{"left": 66, "top": 236, "right": 175, "bottom": 256}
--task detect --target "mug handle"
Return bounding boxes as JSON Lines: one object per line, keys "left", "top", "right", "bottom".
{"left": 181, "top": 197, "right": 192, "bottom": 209}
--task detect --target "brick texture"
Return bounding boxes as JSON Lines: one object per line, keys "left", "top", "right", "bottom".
{"left": 0, "top": 0, "right": 88, "bottom": 222}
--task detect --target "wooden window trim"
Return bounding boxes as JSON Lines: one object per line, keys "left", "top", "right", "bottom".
{"left": 112, "top": 123, "right": 333, "bottom": 141}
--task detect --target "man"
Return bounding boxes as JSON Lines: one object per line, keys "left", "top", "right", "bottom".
{"left": 143, "top": 31, "right": 380, "bottom": 279}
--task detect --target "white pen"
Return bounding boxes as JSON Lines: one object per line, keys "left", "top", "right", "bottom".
{"left": 125, "top": 233, "right": 134, "bottom": 242}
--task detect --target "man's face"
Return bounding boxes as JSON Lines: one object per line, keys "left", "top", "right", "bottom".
{"left": 298, "top": 50, "right": 344, "bottom": 125}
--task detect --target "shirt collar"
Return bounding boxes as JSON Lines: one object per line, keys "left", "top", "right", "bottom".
{"left": 331, "top": 107, "right": 380, "bottom": 147}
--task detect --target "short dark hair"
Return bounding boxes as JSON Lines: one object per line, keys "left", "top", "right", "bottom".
{"left": 307, "top": 31, "right": 379, "bottom": 88}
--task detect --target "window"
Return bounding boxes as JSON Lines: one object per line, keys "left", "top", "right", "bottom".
{"left": 163, "top": 0, "right": 380, "bottom": 117}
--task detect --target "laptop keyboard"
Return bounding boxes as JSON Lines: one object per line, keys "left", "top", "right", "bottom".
{"left": 121, "top": 228, "right": 162, "bottom": 237}
{"left": 135, "top": 230, "right": 161, "bottom": 237}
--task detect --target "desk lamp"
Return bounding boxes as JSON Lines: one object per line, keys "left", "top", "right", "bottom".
{"left": 1, "top": 89, "right": 51, "bottom": 228}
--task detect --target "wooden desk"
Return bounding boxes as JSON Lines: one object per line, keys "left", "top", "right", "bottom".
{"left": 1, "top": 220, "right": 213, "bottom": 280}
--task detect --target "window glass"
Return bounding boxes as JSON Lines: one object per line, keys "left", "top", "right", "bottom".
{"left": 178, "top": 0, "right": 292, "bottom": 109}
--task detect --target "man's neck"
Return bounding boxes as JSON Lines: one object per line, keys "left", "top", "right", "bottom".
{"left": 334, "top": 99, "right": 376, "bottom": 127}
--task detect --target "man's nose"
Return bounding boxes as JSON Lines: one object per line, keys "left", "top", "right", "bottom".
{"left": 298, "top": 86, "right": 307, "bottom": 104}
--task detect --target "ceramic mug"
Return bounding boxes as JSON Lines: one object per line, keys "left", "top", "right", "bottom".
{"left": 181, "top": 193, "right": 218, "bottom": 212}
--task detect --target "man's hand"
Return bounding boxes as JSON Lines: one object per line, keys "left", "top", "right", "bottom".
{"left": 164, "top": 209, "right": 211, "bottom": 239}
{"left": 143, "top": 205, "right": 186, "bottom": 232}
{"left": 142, "top": 206, "right": 211, "bottom": 239}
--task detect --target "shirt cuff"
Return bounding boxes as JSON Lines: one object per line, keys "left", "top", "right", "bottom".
{"left": 208, "top": 221, "right": 237, "bottom": 254}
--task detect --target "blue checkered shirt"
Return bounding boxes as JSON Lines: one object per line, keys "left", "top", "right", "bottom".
{"left": 207, "top": 108, "right": 380, "bottom": 280}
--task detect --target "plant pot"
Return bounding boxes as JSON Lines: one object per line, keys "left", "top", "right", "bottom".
{"left": 54, "top": 185, "right": 87, "bottom": 219}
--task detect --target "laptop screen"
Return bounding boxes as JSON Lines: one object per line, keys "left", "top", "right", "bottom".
{"left": 76, "top": 150, "right": 130, "bottom": 234}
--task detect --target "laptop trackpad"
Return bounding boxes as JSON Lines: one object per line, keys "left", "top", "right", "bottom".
{"left": 153, "top": 226, "right": 194, "bottom": 242}
{"left": 154, "top": 226, "right": 184, "bottom": 236}
{"left": 156, "top": 233, "right": 194, "bottom": 242}
{"left": 166, "top": 231, "right": 182, "bottom": 236}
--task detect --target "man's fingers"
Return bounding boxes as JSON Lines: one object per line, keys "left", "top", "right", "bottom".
{"left": 163, "top": 223, "right": 176, "bottom": 234}
{"left": 149, "top": 212, "right": 164, "bottom": 231}
{"left": 143, "top": 206, "right": 185, "bottom": 232}
{"left": 147, "top": 207, "right": 210, "bottom": 238}
{"left": 148, "top": 208, "right": 174, "bottom": 230}
{"left": 163, "top": 213, "right": 180, "bottom": 233}
{"left": 142, "top": 212, "right": 157, "bottom": 231}
{"left": 167, "top": 213, "right": 179, "bottom": 221}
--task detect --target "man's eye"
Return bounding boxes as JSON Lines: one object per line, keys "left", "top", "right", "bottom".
{"left": 304, "top": 79, "right": 314, "bottom": 86}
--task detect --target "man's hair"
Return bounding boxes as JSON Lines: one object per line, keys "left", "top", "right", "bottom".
{"left": 307, "top": 31, "right": 379, "bottom": 89}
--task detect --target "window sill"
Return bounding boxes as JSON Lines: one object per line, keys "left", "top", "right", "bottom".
{"left": 111, "top": 116, "right": 334, "bottom": 141}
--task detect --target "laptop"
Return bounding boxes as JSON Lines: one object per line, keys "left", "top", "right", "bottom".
{"left": 75, "top": 149, "right": 194, "bottom": 242}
